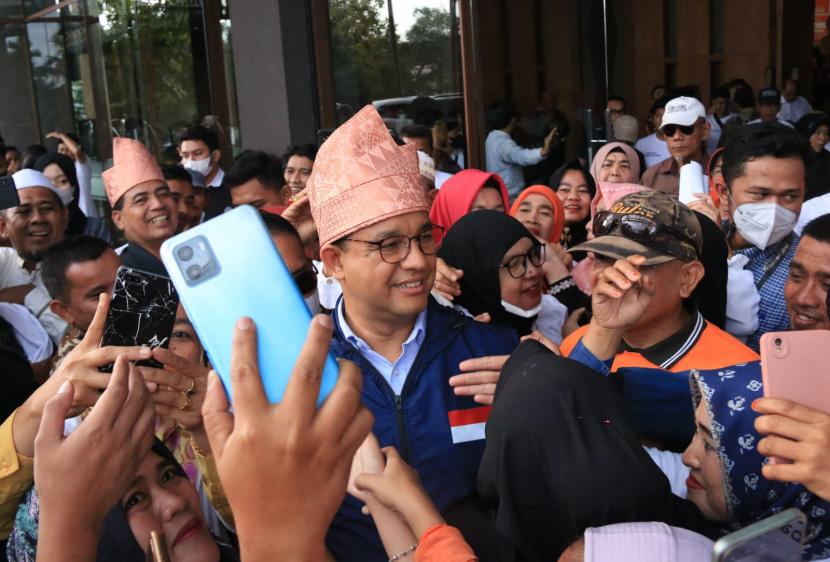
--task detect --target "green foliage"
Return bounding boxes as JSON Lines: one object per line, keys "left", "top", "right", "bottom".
{"left": 329, "top": 0, "right": 459, "bottom": 107}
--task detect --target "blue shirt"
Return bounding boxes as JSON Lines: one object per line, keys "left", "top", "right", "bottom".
{"left": 484, "top": 130, "right": 545, "bottom": 198}
{"left": 336, "top": 299, "right": 427, "bottom": 395}
{"left": 736, "top": 234, "right": 798, "bottom": 352}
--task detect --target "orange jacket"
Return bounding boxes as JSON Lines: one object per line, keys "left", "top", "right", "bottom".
{"left": 416, "top": 525, "right": 477, "bottom": 562}
{"left": 560, "top": 321, "right": 758, "bottom": 372}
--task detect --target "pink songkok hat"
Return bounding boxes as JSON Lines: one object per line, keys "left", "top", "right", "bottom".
{"left": 102, "top": 138, "right": 165, "bottom": 206}
{"left": 307, "top": 105, "right": 428, "bottom": 247}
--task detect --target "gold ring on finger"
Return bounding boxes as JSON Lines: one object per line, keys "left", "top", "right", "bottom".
{"left": 178, "top": 393, "right": 192, "bottom": 411}
{"left": 186, "top": 378, "right": 196, "bottom": 396}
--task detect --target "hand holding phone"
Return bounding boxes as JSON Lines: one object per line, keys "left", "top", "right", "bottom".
{"left": 753, "top": 397, "right": 830, "bottom": 501}
{"left": 161, "top": 205, "right": 338, "bottom": 405}
{"left": 99, "top": 267, "right": 179, "bottom": 372}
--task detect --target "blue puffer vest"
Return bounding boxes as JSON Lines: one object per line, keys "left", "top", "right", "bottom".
{"left": 325, "top": 297, "right": 518, "bottom": 561}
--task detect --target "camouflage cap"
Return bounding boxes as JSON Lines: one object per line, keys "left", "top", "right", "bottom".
{"left": 569, "top": 190, "right": 703, "bottom": 265}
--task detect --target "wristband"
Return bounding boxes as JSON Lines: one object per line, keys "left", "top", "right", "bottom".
{"left": 549, "top": 276, "right": 576, "bottom": 295}
{"left": 389, "top": 543, "right": 418, "bottom": 561}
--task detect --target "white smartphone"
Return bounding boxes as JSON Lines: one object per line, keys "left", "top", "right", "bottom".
{"left": 712, "top": 508, "right": 806, "bottom": 562}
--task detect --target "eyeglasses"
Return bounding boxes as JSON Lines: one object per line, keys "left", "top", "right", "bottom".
{"left": 500, "top": 244, "right": 545, "bottom": 279}
{"left": 593, "top": 211, "right": 696, "bottom": 249}
{"left": 661, "top": 123, "right": 697, "bottom": 137}
{"left": 291, "top": 262, "right": 318, "bottom": 296}
{"left": 345, "top": 225, "right": 445, "bottom": 264}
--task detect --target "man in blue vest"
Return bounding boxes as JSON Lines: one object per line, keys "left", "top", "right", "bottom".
{"left": 308, "top": 106, "right": 518, "bottom": 561}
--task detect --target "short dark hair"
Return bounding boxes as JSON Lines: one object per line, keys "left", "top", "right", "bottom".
{"left": 722, "top": 124, "right": 810, "bottom": 188}
{"left": 281, "top": 143, "right": 318, "bottom": 167}
{"left": 5, "top": 145, "right": 18, "bottom": 155}
{"left": 225, "top": 150, "right": 283, "bottom": 191}
{"left": 486, "top": 101, "right": 517, "bottom": 130}
{"left": 41, "top": 235, "right": 113, "bottom": 302}
{"left": 732, "top": 85, "right": 756, "bottom": 109}
{"left": 21, "top": 144, "right": 47, "bottom": 169}
{"left": 162, "top": 165, "right": 193, "bottom": 184}
{"left": 400, "top": 125, "right": 432, "bottom": 141}
{"left": 180, "top": 125, "right": 219, "bottom": 153}
{"left": 608, "top": 95, "right": 625, "bottom": 105}
{"left": 711, "top": 86, "right": 730, "bottom": 100}
{"left": 802, "top": 214, "right": 830, "bottom": 245}
{"left": 650, "top": 96, "right": 671, "bottom": 114}
{"left": 259, "top": 210, "right": 302, "bottom": 245}
{"left": 400, "top": 125, "right": 433, "bottom": 151}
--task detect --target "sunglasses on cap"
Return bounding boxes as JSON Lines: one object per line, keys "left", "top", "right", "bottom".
{"left": 291, "top": 262, "right": 318, "bottom": 296}
{"left": 593, "top": 211, "right": 698, "bottom": 256}
{"left": 661, "top": 123, "right": 698, "bottom": 136}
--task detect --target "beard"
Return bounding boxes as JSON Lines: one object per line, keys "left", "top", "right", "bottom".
{"left": 19, "top": 248, "right": 46, "bottom": 265}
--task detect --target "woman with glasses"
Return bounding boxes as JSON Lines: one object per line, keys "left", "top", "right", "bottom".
{"left": 795, "top": 113, "right": 830, "bottom": 201}
{"left": 437, "top": 210, "right": 568, "bottom": 343}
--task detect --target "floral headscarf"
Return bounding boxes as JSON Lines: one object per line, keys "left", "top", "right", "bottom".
{"left": 691, "top": 361, "right": 830, "bottom": 560}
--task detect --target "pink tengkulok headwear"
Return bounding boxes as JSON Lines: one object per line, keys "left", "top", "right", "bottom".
{"left": 102, "top": 138, "right": 165, "bottom": 206}
{"left": 307, "top": 105, "right": 428, "bottom": 247}
{"left": 589, "top": 142, "right": 641, "bottom": 184}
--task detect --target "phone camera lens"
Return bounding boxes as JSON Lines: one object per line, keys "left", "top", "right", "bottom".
{"left": 774, "top": 337, "right": 783, "bottom": 347}
{"left": 177, "top": 245, "right": 194, "bottom": 261}
{"left": 186, "top": 264, "right": 202, "bottom": 280}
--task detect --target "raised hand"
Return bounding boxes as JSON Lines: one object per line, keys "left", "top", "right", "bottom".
{"left": 590, "top": 255, "right": 654, "bottom": 331}
{"left": 34, "top": 355, "right": 155, "bottom": 562}
{"left": 13, "top": 293, "right": 153, "bottom": 457}
{"left": 355, "top": 447, "right": 445, "bottom": 539}
{"left": 434, "top": 257, "right": 463, "bottom": 301}
{"left": 449, "top": 354, "right": 509, "bottom": 405}
{"left": 202, "top": 315, "right": 374, "bottom": 562}
{"left": 754, "top": 398, "right": 830, "bottom": 501}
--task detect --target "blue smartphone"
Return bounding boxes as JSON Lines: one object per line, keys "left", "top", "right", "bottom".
{"left": 160, "top": 205, "right": 338, "bottom": 405}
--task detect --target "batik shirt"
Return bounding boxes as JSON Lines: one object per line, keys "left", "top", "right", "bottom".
{"left": 735, "top": 234, "right": 798, "bottom": 352}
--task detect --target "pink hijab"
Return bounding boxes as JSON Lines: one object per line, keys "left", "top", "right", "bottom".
{"left": 571, "top": 182, "right": 649, "bottom": 293}
{"left": 589, "top": 142, "right": 641, "bottom": 184}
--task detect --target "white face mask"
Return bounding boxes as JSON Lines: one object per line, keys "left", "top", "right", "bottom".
{"left": 501, "top": 299, "right": 542, "bottom": 318}
{"left": 182, "top": 155, "right": 213, "bottom": 177}
{"left": 304, "top": 290, "right": 321, "bottom": 315}
{"left": 54, "top": 186, "right": 74, "bottom": 206}
{"left": 732, "top": 201, "right": 797, "bottom": 250}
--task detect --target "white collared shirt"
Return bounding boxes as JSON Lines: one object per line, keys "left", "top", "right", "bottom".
{"left": 336, "top": 299, "right": 427, "bottom": 395}
{"left": 0, "top": 248, "right": 67, "bottom": 346}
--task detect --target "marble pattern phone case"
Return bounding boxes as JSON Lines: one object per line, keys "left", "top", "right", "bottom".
{"left": 99, "top": 266, "right": 179, "bottom": 372}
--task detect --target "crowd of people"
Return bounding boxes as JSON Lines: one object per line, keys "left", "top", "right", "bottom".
{"left": 0, "top": 75, "right": 829, "bottom": 562}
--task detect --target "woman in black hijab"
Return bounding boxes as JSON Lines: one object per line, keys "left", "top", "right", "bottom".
{"left": 478, "top": 341, "right": 712, "bottom": 561}
{"left": 438, "top": 210, "right": 552, "bottom": 338}
{"left": 33, "top": 152, "right": 111, "bottom": 243}
{"left": 795, "top": 112, "right": 830, "bottom": 200}
{"left": 549, "top": 161, "right": 596, "bottom": 249}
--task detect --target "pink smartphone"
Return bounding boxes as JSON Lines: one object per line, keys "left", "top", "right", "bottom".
{"left": 759, "top": 330, "right": 830, "bottom": 463}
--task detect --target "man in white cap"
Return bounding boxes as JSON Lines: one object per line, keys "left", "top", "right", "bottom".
{"left": 641, "top": 96, "right": 710, "bottom": 197}
{"left": 0, "top": 169, "right": 69, "bottom": 345}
